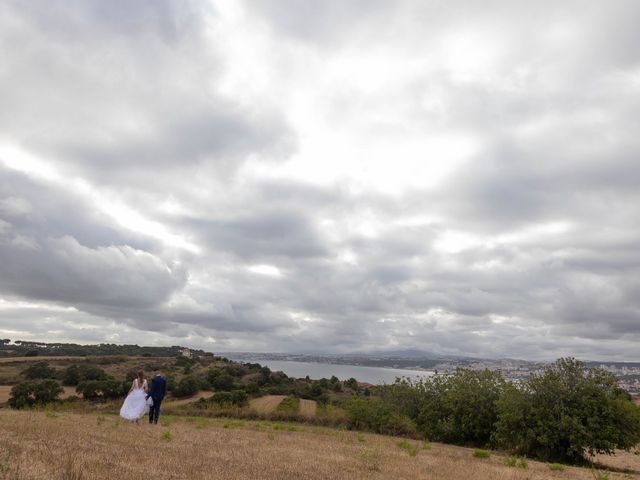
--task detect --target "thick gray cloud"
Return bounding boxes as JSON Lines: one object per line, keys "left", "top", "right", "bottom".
{"left": 0, "top": 0, "right": 639, "bottom": 360}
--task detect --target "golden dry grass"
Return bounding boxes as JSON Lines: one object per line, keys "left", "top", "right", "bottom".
{"left": 0, "top": 356, "right": 82, "bottom": 363}
{"left": 0, "top": 386, "right": 77, "bottom": 404}
{"left": 162, "top": 391, "right": 210, "bottom": 408}
{"left": 249, "top": 395, "right": 286, "bottom": 414}
{"left": 298, "top": 399, "right": 317, "bottom": 417}
{"left": 0, "top": 410, "right": 634, "bottom": 480}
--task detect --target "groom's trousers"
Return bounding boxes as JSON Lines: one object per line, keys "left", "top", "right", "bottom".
{"left": 149, "top": 399, "right": 162, "bottom": 424}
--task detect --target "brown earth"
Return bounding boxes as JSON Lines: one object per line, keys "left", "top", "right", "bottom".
{"left": 0, "top": 410, "right": 634, "bottom": 480}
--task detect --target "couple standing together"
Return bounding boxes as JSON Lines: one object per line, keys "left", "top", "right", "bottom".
{"left": 119, "top": 368, "right": 166, "bottom": 424}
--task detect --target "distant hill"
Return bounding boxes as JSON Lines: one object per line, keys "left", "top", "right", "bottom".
{"left": 0, "top": 339, "right": 210, "bottom": 358}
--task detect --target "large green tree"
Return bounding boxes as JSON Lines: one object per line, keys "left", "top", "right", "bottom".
{"left": 416, "top": 369, "right": 505, "bottom": 445}
{"left": 493, "top": 358, "right": 640, "bottom": 462}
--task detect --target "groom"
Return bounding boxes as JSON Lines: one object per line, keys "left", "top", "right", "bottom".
{"left": 147, "top": 367, "right": 167, "bottom": 425}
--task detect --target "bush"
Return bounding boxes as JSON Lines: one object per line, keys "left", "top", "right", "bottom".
{"left": 493, "top": 358, "right": 640, "bottom": 463}
{"left": 211, "top": 390, "right": 248, "bottom": 407}
{"left": 472, "top": 449, "right": 490, "bottom": 459}
{"left": 345, "top": 397, "right": 417, "bottom": 437}
{"left": 22, "top": 361, "right": 57, "bottom": 380}
{"left": 416, "top": 369, "right": 505, "bottom": 446}
{"left": 63, "top": 365, "right": 110, "bottom": 386}
{"left": 173, "top": 376, "right": 199, "bottom": 397}
{"left": 211, "top": 374, "right": 234, "bottom": 391}
{"left": 276, "top": 396, "right": 300, "bottom": 414}
{"left": 76, "top": 380, "right": 124, "bottom": 400}
{"left": 9, "top": 380, "right": 63, "bottom": 408}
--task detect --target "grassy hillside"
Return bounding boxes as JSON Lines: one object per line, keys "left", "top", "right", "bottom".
{"left": 1, "top": 410, "right": 634, "bottom": 480}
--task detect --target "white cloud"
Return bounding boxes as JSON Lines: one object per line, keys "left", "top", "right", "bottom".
{"left": 0, "top": 0, "right": 639, "bottom": 360}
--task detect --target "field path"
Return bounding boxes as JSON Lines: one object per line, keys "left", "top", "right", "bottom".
{"left": 249, "top": 395, "right": 286, "bottom": 413}
{"left": 299, "top": 399, "right": 317, "bottom": 417}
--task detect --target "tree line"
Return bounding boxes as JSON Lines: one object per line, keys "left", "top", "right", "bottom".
{"left": 354, "top": 358, "right": 640, "bottom": 463}
{"left": 0, "top": 339, "right": 207, "bottom": 358}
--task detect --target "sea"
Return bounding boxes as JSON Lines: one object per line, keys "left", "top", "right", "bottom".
{"left": 231, "top": 359, "right": 435, "bottom": 385}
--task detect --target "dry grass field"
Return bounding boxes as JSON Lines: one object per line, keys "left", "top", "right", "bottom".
{"left": 162, "top": 391, "right": 210, "bottom": 408}
{"left": 299, "top": 398, "right": 317, "bottom": 417}
{"left": 0, "top": 410, "right": 636, "bottom": 480}
{"left": 0, "top": 386, "right": 77, "bottom": 404}
{"left": 0, "top": 356, "right": 82, "bottom": 364}
{"left": 249, "top": 395, "right": 286, "bottom": 414}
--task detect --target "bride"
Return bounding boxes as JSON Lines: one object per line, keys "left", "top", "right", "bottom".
{"left": 120, "top": 371, "right": 149, "bottom": 424}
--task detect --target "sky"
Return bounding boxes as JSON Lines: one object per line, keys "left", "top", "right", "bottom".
{"left": 1, "top": 1, "right": 639, "bottom": 360}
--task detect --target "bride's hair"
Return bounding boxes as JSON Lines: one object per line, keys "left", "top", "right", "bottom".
{"left": 137, "top": 370, "right": 144, "bottom": 384}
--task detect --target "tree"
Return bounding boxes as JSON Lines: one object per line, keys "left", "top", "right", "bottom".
{"left": 494, "top": 358, "right": 640, "bottom": 463}
{"left": 211, "top": 374, "right": 234, "bottom": 391}
{"left": 345, "top": 378, "right": 359, "bottom": 391}
{"left": 63, "top": 365, "right": 81, "bottom": 386}
{"left": 173, "top": 376, "right": 200, "bottom": 397}
{"left": 416, "top": 369, "right": 505, "bottom": 446}
{"left": 22, "top": 361, "right": 56, "bottom": 380}
{"left": 9, "top": 380, "right": 63, "bottom": 408}
{"left": 63, "top": 365, "right": 110, "bottom": 386}
{"left": 76, "top": 380, "right": 124, "bottom": 400}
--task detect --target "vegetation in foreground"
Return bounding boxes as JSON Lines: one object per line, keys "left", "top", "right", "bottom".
{"left": 2, "top": 410, "right": 637, "bottom": 480}
{"left": 1, "top": 345, "right": 639, "bottom": 467}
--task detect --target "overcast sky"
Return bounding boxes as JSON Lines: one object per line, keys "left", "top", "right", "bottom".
{"left": 1, "top": 1, "right": 639, "bottom": 360}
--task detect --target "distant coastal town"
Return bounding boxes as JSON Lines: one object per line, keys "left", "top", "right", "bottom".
{"left": 229, "top": 352, "right": 640, "bottom": 395}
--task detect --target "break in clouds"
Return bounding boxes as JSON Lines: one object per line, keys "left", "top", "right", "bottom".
{"left": 1, "top": 0, "right": 639, "bottom": 360}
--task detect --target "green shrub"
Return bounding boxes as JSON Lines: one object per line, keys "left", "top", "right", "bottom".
{"left": 276, "top": 396, "right": 300, "bottom": 414}
{"left": 22, "top": 362, "right": 57, "bottom": 380}
{"left": 504, "top": 456, "right": 527, "bottom": 468}
{"left": 76, "top": 380, "right": 124, "bottom": 400}
{"left": 210, "top": 390, "right": 248, "bottom": 407}
{"left": 548, "top": 463, "right": 565, "bottom": 471}
{"left": 211, "top": 374, "right": 234, "bottom": 391}
{"left": 417, "top": 369, "right": 504, "bottom": 446}
{"left": 63, "top": 365, "right": 110, "bottom": 386}
{"left": 173, "top": 376, "right": 199, "bottom": 397}
{"left": 345, "top": 397, "right": 417, "bottom": 437}
{"left": 494, "top": 358, "right": 640, "bottom": 463}
{"left": 396, "top": 440, "right": 419, "bottom": 456}
{"left": 472, "top": 449, "right": 490, "bottom": 459}
{"left": 9, "top": 380, "right": 63, "bottom": 408}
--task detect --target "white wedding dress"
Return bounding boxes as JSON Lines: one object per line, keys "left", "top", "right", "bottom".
{"left": 119, "top": 378, "right": 149, "bottom": 421}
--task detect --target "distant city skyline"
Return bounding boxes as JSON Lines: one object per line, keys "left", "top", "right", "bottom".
{"left": 1, "top": 1, "right": 639, "bottom": 360}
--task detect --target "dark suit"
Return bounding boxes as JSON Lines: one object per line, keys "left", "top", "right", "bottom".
{"left": 147, "top": 375, "right": 166, "bottom": 424}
